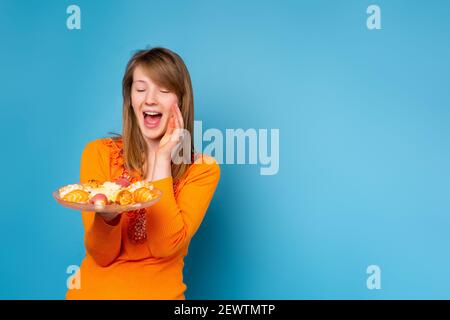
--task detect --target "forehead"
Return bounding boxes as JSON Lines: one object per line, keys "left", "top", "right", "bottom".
{"left": 132, "top": 65, "right": 156, "bottom": 84}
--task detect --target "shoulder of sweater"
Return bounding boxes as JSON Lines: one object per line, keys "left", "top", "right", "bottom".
{"left": 82, "top": 138, "right": 114, "bottom": 158}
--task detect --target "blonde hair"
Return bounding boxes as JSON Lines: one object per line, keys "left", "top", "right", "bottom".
{"left": 116, "top": 47, "right": 195, "bottom": 182}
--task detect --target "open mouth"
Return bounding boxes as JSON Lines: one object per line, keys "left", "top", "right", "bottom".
{"left": 143, "top": 111, "right": 163, "bottom": 129}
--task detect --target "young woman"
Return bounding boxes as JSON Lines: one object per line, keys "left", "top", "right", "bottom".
{"left": 66, "top": 47, "right": 220, "bottom": 300}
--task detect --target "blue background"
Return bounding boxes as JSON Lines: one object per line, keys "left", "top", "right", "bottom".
{"left": 1, "top": 0, "right": 449, "bottom": 299}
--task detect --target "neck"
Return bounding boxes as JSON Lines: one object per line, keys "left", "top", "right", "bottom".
{"left": 144, "top": 137, "right": 159, "bottom": 153}
{"left": 143, "top": 138, "right": 159, "bottom": 181}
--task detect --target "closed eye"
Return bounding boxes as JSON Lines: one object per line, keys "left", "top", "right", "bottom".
{"left": 160, "top": 90, "right": 170, "bottom": 93}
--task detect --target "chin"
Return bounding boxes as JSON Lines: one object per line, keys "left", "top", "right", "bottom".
{"left": 143, "top": 132, "right": 163, "bottom": 141}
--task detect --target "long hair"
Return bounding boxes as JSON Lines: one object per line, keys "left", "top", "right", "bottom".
{"left": 115, "top": 47, "right": 195, "bottom": 182}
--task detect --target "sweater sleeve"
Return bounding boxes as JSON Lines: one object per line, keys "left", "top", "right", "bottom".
{"left": 145, "top": 156, "right": 220, "bottom": 258}
{"left": 79, "top": 140, "right": 122, "bottom": 267}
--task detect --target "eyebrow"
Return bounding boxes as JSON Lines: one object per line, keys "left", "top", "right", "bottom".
{"left": 133, "top": 80, "right": 147, "bottom": 84}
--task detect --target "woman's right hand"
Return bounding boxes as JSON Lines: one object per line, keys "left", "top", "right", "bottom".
{"left": 96, "top": 212, "right": 121, "bottom": 225}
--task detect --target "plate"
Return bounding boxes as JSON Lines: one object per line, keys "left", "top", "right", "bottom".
{"left": 52, "top": 188, "right": 163, "bottom": 213}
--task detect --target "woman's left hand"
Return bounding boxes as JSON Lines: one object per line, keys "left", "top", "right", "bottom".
{"left": 156, "top": 103, "right": 184, "bottom": 161}
{"left": 150, "top": 103, "right": 184, "bottom": 181}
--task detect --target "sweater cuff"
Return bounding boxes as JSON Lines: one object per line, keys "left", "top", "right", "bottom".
{"left": 89, "top": 213, "right": 122, "bottom": 244}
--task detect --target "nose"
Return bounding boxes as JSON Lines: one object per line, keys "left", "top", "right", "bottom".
{"left": 144, "top": 88, "right": 158, "bottom": 106}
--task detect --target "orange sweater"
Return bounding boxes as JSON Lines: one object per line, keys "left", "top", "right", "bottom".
{"left": 65, "top": 138, "right": 220, "bottom": 300}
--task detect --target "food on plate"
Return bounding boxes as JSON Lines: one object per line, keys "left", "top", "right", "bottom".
{"left": 127, "top": 180, "right": 153, "bottom": 193}
{"left": 58, "top": 179, "right": 157, "bottom": 206}
{"left": 115, "top": 178, "right": 131, "bottom": 188}
{"left": 59, "top": 184, "right": 85, "bottom": 198}
{"left": 115, "top": 190, "right": 133, "bottom": 205}
{"left": 89, "top": 193, "right": 109, "bottom": 206}
{"left": 84, "top": 179, "right": 101, "bottom": 188}
{"left": 133, "top": 187, "right": 157, "bottom": 203}
{"left": 62, "top": 189, "right": 90, "bottom": 203}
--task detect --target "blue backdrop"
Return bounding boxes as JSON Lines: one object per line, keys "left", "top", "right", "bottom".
{"left": 1, "top": 0, "right": 450, "bottom": 299}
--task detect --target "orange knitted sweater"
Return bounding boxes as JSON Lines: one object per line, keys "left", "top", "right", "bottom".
{"left": 65, "top": 137, "right": 220, "bottom": 300}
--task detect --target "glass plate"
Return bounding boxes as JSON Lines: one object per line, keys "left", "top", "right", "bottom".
{"left": 52, "top": 188, "right": 163, "bottom": 213}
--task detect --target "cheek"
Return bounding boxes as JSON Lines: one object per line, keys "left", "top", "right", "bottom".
{"left": 130, "top": 101, "right": 139, "bottom": 117}
{"left": 131, "top": 93, "right": 143, "bottom": 110}
{"left": 161, "top": 95, "right": 178, "bottom": 112}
